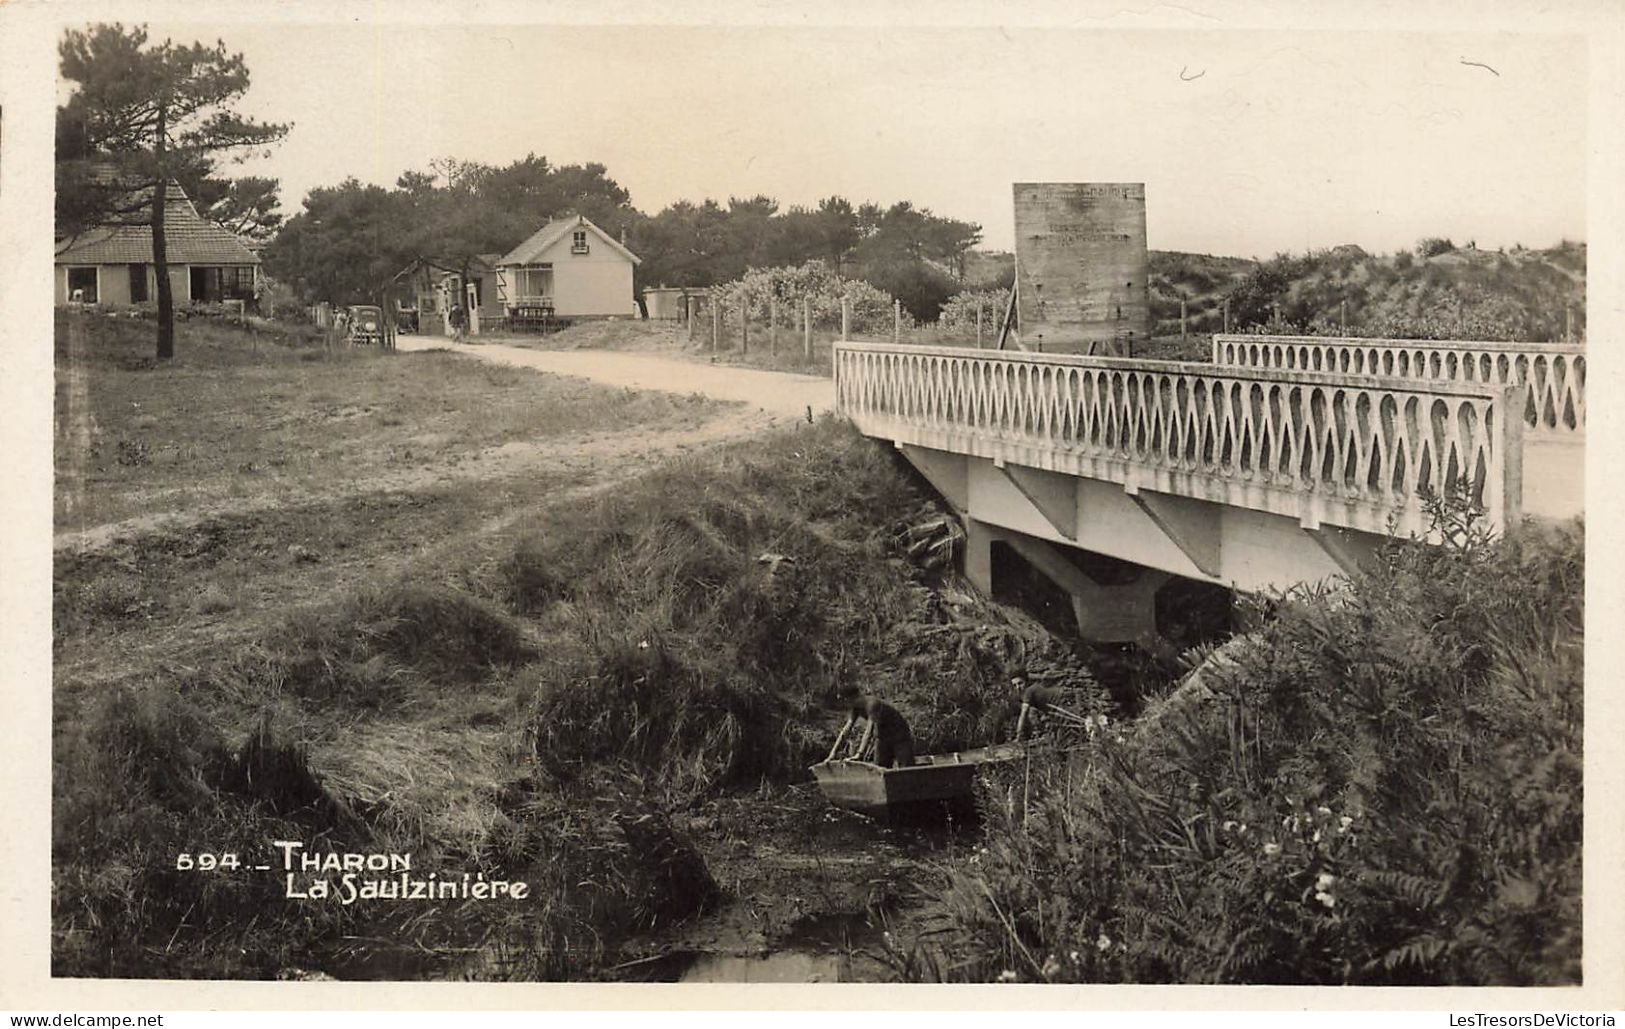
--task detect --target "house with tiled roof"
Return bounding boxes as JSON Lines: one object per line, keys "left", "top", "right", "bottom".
{"left": 495, "top": 213, "right": 639, "bottom": 319}
{"left": 54, "top": 180, "right": 261, "bottom": 307}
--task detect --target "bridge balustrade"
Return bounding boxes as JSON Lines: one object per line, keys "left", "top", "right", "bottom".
{"left": 1211, "top": 334, "right": 1584, "bottom": 435}
{"left": 834, "top": 343, "right": 1524, "bottom": 537}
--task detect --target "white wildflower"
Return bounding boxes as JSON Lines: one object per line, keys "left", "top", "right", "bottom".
{"left": 1314, "top": 891, "right": 1336, "bottom": 909}
{"left": 1069, "top": 951, "right": 1081, "bottom": 963}
{"left": 1096, "top": 933, "right": 1112, "bottom": 952}
{"left": 1263, "top": 842, "right": 1281, "bottom": 856}
{"left": 1238, "top": 823, "right": 1249, "bottom": 834}
{"left": 1041, "top": 955, "right": 1062, "bottom": 979}
{"left": 1312, "top": 829, "right": 1322, "bottom": 843}
{"left": 1316, "top": 872, "right": 1337, "bottom": 891}
{"left": 1222, "top": 820, "right": 1238, "bottom": 832}
{"left": 1316, "top": 805, "right": 1333, "bottom": 817}
{"left": 996, "top": 970, "right": 1019, "bottom": 983}
{"left": 1339, "top": 815, "right": 1354, "bottom": 833}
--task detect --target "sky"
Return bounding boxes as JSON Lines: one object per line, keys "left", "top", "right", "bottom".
{"left": 125, "top": 20, "right": 1588, "bottom": 259}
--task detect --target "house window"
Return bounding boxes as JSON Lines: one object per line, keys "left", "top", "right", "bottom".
{"left": 515, "top": 266, "right": 554, "bottom": 299}
{"left": 571, "top": 230, "right": 589, "bottom": 254}
{"left": 129, "top": 264, "right": 148, "bottom": 303}
{"left": 67, "top": 267, "right": 98, "bottom": 303}
{"left": 189, "top": 266, "right": 255, "bottom": 303}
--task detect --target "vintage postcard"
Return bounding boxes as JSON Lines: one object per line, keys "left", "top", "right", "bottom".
{"left": 3, "top": 0, "right": 1621, "bottom": 1013}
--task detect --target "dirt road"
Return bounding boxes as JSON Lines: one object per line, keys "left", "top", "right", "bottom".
{"left": 395, "top": 337, "right": 835, "bottom": 422}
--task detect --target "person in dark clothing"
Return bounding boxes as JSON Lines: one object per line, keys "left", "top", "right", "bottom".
{"left": 1013, "top": 678, "right": 1089, "bottom": 740}
{"left": 827, "top": 692, "right": 916, "bottom": 768}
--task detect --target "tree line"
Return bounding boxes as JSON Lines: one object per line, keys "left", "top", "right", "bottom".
{"left": 261, "top": 160, "right": 987, "bottom": 321}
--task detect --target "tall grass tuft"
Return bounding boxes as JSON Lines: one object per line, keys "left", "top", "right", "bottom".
{"left": 266, "top": 584, "right": 536, "bottom": 707}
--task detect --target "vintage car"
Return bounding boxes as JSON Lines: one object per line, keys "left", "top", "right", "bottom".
{"left": 345, "top": 305, "right": 384, "bottom": 346}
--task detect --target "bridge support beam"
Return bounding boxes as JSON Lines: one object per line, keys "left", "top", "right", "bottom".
{"left": 963, "top": 519, "right": 1167, "bottom": 645}
{"left": 1302, "top": 526, "right": 1378, "bottom": 579}
{"left": 1126, "top": 490, "right": 1222, "bottom": 579}
{"left": 898, "top": 443, "right": 968, "bottom": 513}
{"left": 997, "top": 460, "right": 1078, "bottom": 540}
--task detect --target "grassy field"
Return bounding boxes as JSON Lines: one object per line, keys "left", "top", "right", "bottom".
{"left": 51, "top": 311, "right": 743, "bottom": 977}
{"left": 56, "top": 311, "right": 718, "bottom": 533}
{"left": 53, "top": 309, "right": 1095, "bottom": 980}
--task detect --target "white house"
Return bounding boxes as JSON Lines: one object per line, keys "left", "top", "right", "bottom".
{"left": 496, "top": 213, "right": 639, "bottom": 319}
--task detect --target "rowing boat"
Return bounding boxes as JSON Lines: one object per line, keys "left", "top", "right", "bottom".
{"left": 810, "top": 742, "right": 1035, "bottom": 816}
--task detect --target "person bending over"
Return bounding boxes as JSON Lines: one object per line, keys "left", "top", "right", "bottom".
{"left": 1013, "top": 678, "right": 1089, "bottom": 740}
{"left": 827, "top": 691, "right": 916, "bottom": 768}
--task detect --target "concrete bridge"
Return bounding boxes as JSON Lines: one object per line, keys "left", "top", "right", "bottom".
{"left": 833, "top": 335, "right": 1584, "bottom": 643}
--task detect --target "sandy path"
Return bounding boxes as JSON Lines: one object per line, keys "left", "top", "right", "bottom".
{"left": 52, "top": 404, "right": 781, "bottom": 555}
{"left": 395, "top": 337, "right": 835, "bottom": 421}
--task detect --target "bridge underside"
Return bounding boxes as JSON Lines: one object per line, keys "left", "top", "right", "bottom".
{"left": 899, "top": 443, "right": 1384, "bottom": 643}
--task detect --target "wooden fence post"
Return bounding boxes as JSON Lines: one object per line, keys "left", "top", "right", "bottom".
{"left": 893, "top": 299, "right": 901, "bottom": 343}
{"left": 770, "top": 298, "right": 778, "bottom": 355}
{"left": 840, "top": 296, "right": 850, "bottom": 341}
{"left": 1339, "top": 300, "right": 1347, "bottom": 334}
{"left": 1222, "top": 297, "right": 1230, "bottom": 334}
{"left": 803, "top": 298, "right": 812, "bottom": 359}
{"left": 712, "top": 299, "right": 719, "bottom": 352}
{"left": 741, "top": 299, "right": 749, "bottom": 355}
{"left": 687, "top": 296, "right": 695, "bottom": 342}
{"left": 976, "top": 305, "right": 984, "bottom": 348}
{"left": 1566, "top": 305, "right": 1573, "bottom": 342}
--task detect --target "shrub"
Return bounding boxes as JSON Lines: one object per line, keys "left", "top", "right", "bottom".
{"left": 903, "top": 494, "right": 1583, "bottom": 985}
{"left": 710, "top": 262, "right": 910, "bottom": 334}
{"left": 939, "top": 289, "right": 1010, "bottom": 332}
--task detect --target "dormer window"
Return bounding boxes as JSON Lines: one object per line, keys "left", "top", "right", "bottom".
{"left": 571, "top": 229, "right": 589, "bottom": 254}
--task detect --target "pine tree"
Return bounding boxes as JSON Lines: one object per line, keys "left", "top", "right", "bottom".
{"left": 57, "top": 23, "right": 288, "bottom": 359}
